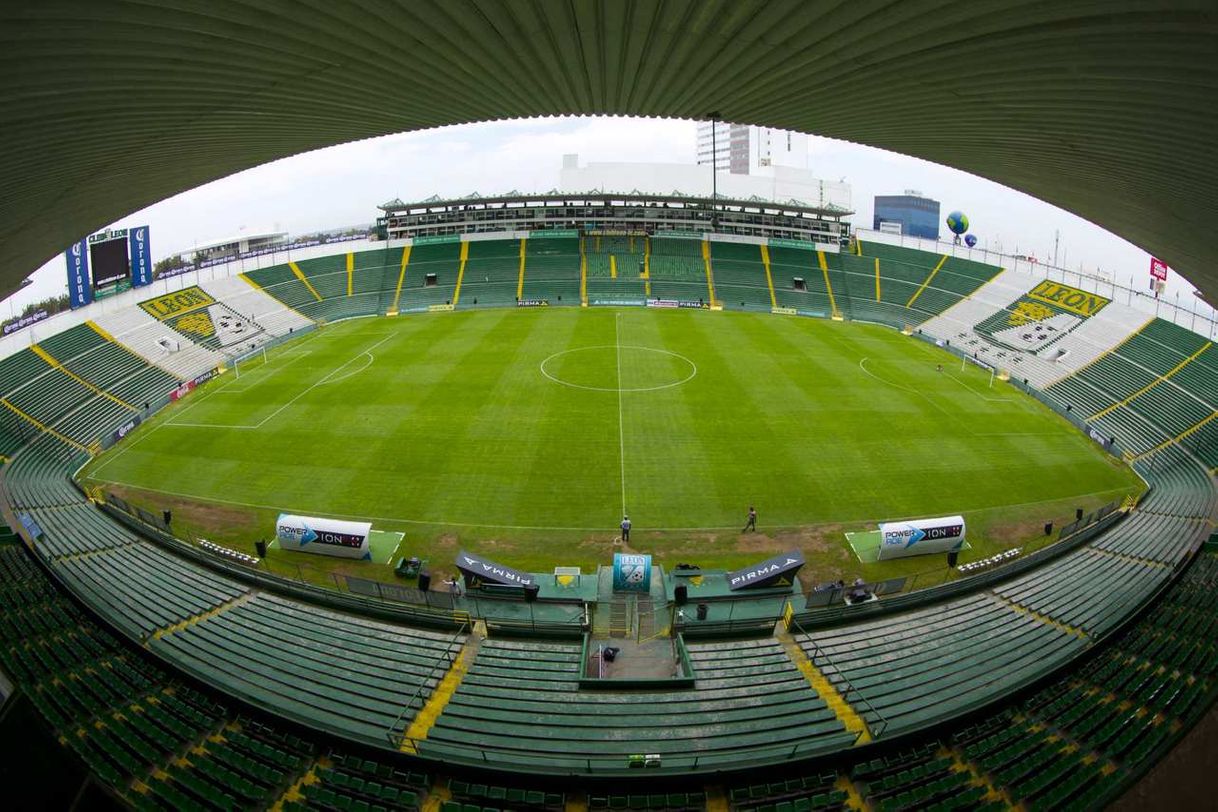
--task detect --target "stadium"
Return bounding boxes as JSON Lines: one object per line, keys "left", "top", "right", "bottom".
{"left": 0, "top": 3, "right": 1216, "bottom": 811}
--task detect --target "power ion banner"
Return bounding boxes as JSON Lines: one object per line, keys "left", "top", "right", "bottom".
{"left": 65, "top": 239, "right": 92, "bottom": 308}
{"left": 727, "top": 550, "right": 805, "bottom": 591}
{"left": 877, "top": 515, "right": 965, "bottom": 560}
{"left": 275, "top": 514, "right": 371, "bottom": 560}
{"left": 612, "top": 553, "right": 652, "bottom": 592}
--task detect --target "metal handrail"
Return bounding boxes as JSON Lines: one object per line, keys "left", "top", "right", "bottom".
{"left": 789, "top": 615, "right": 889, "bottom": 742}
{"left": 385, "top": 619, "right": 470, "bottom": 749}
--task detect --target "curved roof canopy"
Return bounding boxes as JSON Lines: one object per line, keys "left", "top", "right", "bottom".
{"left": 1, "top": 1, "right": 1216, "bottom": 302}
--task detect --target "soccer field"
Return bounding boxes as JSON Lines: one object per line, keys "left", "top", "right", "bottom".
{"left": 82, "top": 308, "right": 1142, "bottom": 576}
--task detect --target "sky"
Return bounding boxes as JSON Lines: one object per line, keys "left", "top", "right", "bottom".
{"left": 9, "top": 116, "right": 1207, "bottom": 315}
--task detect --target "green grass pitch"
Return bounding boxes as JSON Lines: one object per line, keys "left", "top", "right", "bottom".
{"left": 82, "top": 308, "right": 1143, "bottom": 581}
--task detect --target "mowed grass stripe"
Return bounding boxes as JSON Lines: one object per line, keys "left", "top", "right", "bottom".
{"left": 619, "top": 310, "right": 723, "bottom": 525}
{"left": 520, "top": 310, "right": 623, "bottom": 525}
{"left": 85, "top": 310, "right": 1142, "bottom": 537}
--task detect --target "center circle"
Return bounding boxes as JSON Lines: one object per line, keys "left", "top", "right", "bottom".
{"left": 539, "top": 345, "right": 697, "bottom": 392}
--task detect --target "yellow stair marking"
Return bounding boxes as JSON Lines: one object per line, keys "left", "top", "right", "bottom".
{"left": 906, "top": 254, "right": 949, "bottom": 308}
{"left": 270, "top": 756, "right": 328, "bottom": 810}
{"left": 836, "top": 775, "right": 869, "bottom": 811}
{"left": 855, "top": 235, "right": 864, "bottom": 255}
{"left": 388, "top": 245, "right": 412, "bottom": 315}
{"left": 609, "top": 254, "right": 617, "bottom": 279}
{"left": 86, "top": 320, "right": 176, "bottom": 379}
{"left": 1131, "top": 410, "right": 1218, "bottom": 462}
{"left": 874, "top": 257, "right": 881, "bottom": 301}
{"left": 579, "top": 240, "right": 588, "bottom": 307}
{"left": 643, "top": 237, "right": 651, "bottom": 297}
{"left": 1090, "top": 343, "right": 1210, "bottom": 420}
{"left": 451, "top": 241, "right": 470, "bottom": 307}
{"left": 990, "top": 593, "right": 1087, "bottom": 639}
{"left": 941, "top": 745, "right": 1023, "bottom": 808}
{"left": 346, "top": 252, "right": 354, "bottom": 296}
{"left": 0, "top": 398, "right": 88, "bottom": 452}
{"left": 400, "top": 633, "right": 481, "bottom": 753}
{"left": 704, "top": 785, "right": 729, "bottom": 812}
{"left": 516, "top": 238, "right": 527, "bottom": 300}
{"left": 1062, "top": 316, "right": 1154, "bottom": 383}
{"left": 239, "top": 272, "right": 316, "bottom": 323}
{"left": 702, "top": 239, "right": 716, "bottom": 305}
{"left": 777, "top": 628, "right": 872, "bottom": 743}
{"left": 759, "top": 244, "right": 778, "bottom": 308}
{"left": 565, "top": 794, "right": 589, "bottom": 812}
{"left": 421, "top": 783, "right": 452, "bottom": 812}
{"left": 287, "top": 262, "right": 323, "bottom": 302}
{"left": 150, "top": 591, "right": 257, "bottom": 641}
{"left": 817, "top": 251, "right": 841, "bottom": 319}
{"left": 85, "top": 320, "right": 120, "bottom": 344}
{"left": 30, "top": 344, "right": 135, "bottom": 412}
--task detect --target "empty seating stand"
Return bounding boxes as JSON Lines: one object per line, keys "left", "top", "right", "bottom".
{"left": 521, "top": 236, "right": 580, "bottom": 304}
{"left": 400, "top": 241, "right": 461, "bottom": 311}
{"left": 420, "top": 637, "right": 853, "bottom": 773}
{"left": 459, "top": 239, "right": 523, "bottom": 308}
{"left": 711, "top": 242, "right": 773, "bottom": 311}
{"left": 152, "top": 593, "right": 464, "bottom": 745}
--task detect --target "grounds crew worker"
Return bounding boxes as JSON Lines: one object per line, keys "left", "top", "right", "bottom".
{"left": 620, "top": 515, "right": 631, "bottom": 542}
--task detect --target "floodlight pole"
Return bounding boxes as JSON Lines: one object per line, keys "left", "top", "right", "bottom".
{"left": 709, "top": 112, "right": 721, "bottom": 232}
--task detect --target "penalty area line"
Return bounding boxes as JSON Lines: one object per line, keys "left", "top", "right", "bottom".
{"left": 165, "top": 333, "right": 393, "bottom": 431}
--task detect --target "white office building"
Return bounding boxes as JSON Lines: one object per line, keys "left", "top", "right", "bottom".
{"left": 696, "top": 122, "right": 809, "bottom": 175}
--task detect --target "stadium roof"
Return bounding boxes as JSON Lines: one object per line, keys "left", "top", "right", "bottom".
{"left": 2, "top": 2, "right": 1216, "bottom": 303}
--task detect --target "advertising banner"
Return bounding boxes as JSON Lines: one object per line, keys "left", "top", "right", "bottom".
{"left": 1149, "top": 257, "right": 1168, "bottom": 281}
{"left": 877, "top": 515, "right": 966, "bottom": 560}
{"left": 2, "top": 310, "right": 50, "bottom": 336}
{"left": 456, "top": 550, "right": 535, "bottom": 588}
{"left": 129, "top": 226, "right": 153, "bottom": 287}
{"left": 112, "top": 415, "right": 141, "bottom": 444}
{"left": 65, "top": 240, "right": 92, "bottom": 308}
{"left": 770, "top": 306, "right": 797, "bottom": 316}
{"left": 528, "top": 229, "right": 579, "bottom": 239}
{"left": 768, "top": 238, "right": 816, "bottom": 252}
{"left": 727, "top": 551, "right": 805, "bottom": 591}
{"left": 516, "top": 299, "right": 549, "bottom": 307}
{"left": 276, "top": 514, "right": 372, "bottom": 560}
{"left": 612, "top": 553, "right": 652, "bottom": 592}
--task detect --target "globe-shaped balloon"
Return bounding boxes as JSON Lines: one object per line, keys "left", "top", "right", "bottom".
{"left": 965, "top": 234, "right": 978, "bottom": 248}
{"left": 946, "top": 211, "right": 969, "bottom": 235}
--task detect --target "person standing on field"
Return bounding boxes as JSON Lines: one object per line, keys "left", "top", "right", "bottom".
{"left": 620, "top": 515, "right": 631, "bottom": 542}
{"left": 743, "top": 506, "right": 757, "bottom": 533}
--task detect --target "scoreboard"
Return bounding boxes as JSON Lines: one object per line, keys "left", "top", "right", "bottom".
{"left": 65, "top": 226, "right": 154, "bottom": 309}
